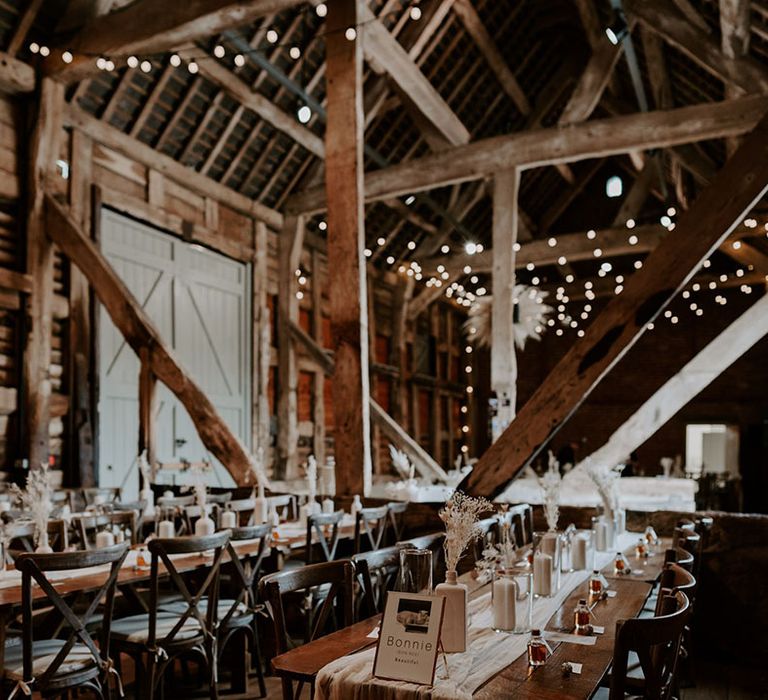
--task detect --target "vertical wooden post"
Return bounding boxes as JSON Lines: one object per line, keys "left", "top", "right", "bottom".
{"left": 390, "top": 277, "right": 414, "bottom": 425}
{"left": 252, "top": 221, "right": 271, "bottom": 461}
{"left": 490, "top": 167, "right": 519, "bottom": 442}
{"left": 326, "top": 0, "right": 371, "bottom": 496}
{"left": 68, "top": 129, "right": 96, "bottom": 486}
{"left": 276, "top": 215, "right": 304, "bottom": 480}
{"left": 137, "top": 347, "right": 157, "bottom": 472}
{"left": 311, "top": 247, "right": 326, "bottom": 468}
{"left": 23, "top": 77, "right": 64, "bottom": 467}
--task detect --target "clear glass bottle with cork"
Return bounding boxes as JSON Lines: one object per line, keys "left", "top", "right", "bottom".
{"left": 527, "top": 629, "right": 551, "bottom": 667}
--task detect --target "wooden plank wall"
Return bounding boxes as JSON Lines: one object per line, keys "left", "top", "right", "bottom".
{"left": 0, "top": 104, "right": 468, "bottom": 482}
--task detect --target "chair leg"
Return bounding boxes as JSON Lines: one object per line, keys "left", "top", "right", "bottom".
{"left": 230, "top": 629, "right": 249, "bottom": 694}
{"left": 205, "top": 638, "right": 219, "bottom": 700}
{"left": 252, "top": 627, "right": 267, "bottom": 698}
{"left": 281, "top": 677, "right": 293, "bottom": 700}
{"left": 145, "top": 651, "right": 157, "bottom": 700}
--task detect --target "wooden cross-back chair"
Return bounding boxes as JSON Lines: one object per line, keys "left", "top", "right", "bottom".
{"left": 267, "top": 494, "right": 298, "bottom": 522}
{"left": 5, "top": 544, "right": 129, "bottom": 700}
{"left": 351, "top": 545, "right": 401, "bottom": 619}
{"left": 159, "top": 524, "right": 272, "bottom": 696}
{"left": 385, "top": 501, "right": 408, "bottom": 544}
{"left": 306, "top": 511, "right": 345, "bottom": 564}
{"left": 223, "top": 498, "right": 257, "bottom": 527}
{"left": 663, "top": 547, "right": 694, "bottom": 573}
{"left": 74, "top": 511, "right": 138, "bottom": 549}
{"left": 110, "top": 532, "right": 230, "bottom": 700}
{"left": 6, "top": 519, "right": 69, "bottom": 554}
{"left": 260, "top": 560, "right": 354, "bottom": 700}
{"left": 353, "top": 506, "right": 388, "bottom": 554}
{"left": 608, "top": 591, "right": 691, "bottom": 700}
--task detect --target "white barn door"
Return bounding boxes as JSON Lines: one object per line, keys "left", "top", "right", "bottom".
{"left": 98, "top": 209, "right": 251, "bottom": 499}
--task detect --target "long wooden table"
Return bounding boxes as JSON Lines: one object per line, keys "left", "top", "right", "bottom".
{"left": 271, "top": 538, "right": 669, "bottom": 699}
{"left": 0, "top": 518, "right": 355, "bottom": 694}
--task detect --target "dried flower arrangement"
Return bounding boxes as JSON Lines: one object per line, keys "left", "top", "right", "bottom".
{"left": 248, "top": 446, "right": 271, "bottom": 496}
{"left": 538, "top": 451, "right": 562, "bottom": 532}
{"left": 585, "top": 458, "right": 624, "bottom": 517}
{"left": 10, "top": 463, "right": 53, "bottom": 547}
{"left": 439, "top": 491, "right": 493, "bottom": 573}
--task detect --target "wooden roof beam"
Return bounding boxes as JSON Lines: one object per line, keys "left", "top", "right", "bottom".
{"left": 360, "top": 4, "right": 470, "bottom": 146}
{"left": 626, "top": 0, "right": 768, "bottom": 94}
{"left": 287, "top": 95, "right": 768, "bottom": 214}
{"left": 63, "top": 102, "right": 283, "bottom": 229}
{"left": 463, "top": 108, "right": 768, "bottom": 497}
{"left": 423, "top": 224, "right": 665, "bottom": 275}
{"left": 451, "top": 0, "right": 530, "bottom": 115}
{"left": 47, "top": 0, "right": 308, "bottom": 83}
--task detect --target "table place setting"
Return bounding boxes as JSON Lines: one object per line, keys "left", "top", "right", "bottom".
{"left": 313, "top": 485, "right": 639, "bottom": 700}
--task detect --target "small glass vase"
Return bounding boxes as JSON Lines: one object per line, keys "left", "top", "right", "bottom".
{"left": 399, "top": 547, "right": 432, "bottom": 594}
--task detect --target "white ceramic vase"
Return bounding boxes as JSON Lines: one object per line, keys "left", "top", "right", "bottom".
{"left": 435, "top": 570, "right": 468, "bottom": 652}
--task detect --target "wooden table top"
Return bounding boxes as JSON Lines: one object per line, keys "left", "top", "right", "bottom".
{"left": 270, "top": 535, "right": 669, "bottom": 698}
{"left": 0, "top": 519, "right": 355, "bottom": 610}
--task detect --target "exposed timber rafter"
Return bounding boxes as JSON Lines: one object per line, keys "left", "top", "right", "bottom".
{"left": 577, "top": 292, "right": 768, "bottom": 473}
{"left": 45, "top": 194, "right": 254, "bottom": 485}
{"left": 360, "top": 3, "right": 470, "bottom": 146}
{"left": 626, "top": 0, "right": 768, "bottom": 94}
{"left": 47, "top": 0, "right": 308, "bottom": 83}
{"left": 287, "top": 95, "right": 768, "bottom": 214}
{"left": 463, "top": 107, "right": 768, "bottom": 498}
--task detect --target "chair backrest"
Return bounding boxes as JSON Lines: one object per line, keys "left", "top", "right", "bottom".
{"left": 610, "top": 591, "right": 691, "bottom": 700}
{"left": 225, "top": 498, "right": 257, "bottom": 527}
{"left": 664, "top": 547, "right": 694, "bottom": 573}
{"left": 74, "top": 511, "right": 138, "bottom": 549}
{"left": 352, "top": 545, "right": 401, "bottom": 618}
{"left": 6, "top": 518, "right": 68, "bottom": 553}
{"left": 385, "top": 501, "right": 408, "bottom": 544}
{"left": 259, "top": 560, "right": 355, "bottom": 654}
{"left": 506, "top": 503, "right": 534, "bottom": 546}
{"left": 146, "top": 532, "right": 230, "bottom": 648}
{"left": 656, "top": 563, "right": 697, "bottom": 614}
{"left": 306, "top": 510, "right": 345, "bottom": 563}
{"left": 354, "top": 506, "right": 388, "bottom": 554}
{"left": 15, "top": 544, "right": 129, "bottom": 692}
{"left": 267, "top": 493, "right": 298, "bottom": 521}
{"left": 221, "top": 524, "right": 272, "bottom": 628}
{"left": 81, "top": 487, "right": 121, "bottom": 506}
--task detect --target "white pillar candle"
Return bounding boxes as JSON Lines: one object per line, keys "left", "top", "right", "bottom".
{"left": 322, "top": 498, "right": 335, "bottom": 514}
{"left": 220, "top": 510, "right": 237, "bottom": 529}
{"left": 158, "top": 520, "right": 175, "bottom": 538}
{"left": 533, "top": 552, "right": 553, "bottom": 596}
{"left": 195, "top": 516, "right": 216, "bottom": 536}
{"left": 0, "top": 501, "right": 11, "bottom": 512}
{"left": 572, "top": 534, "right": 589, "bottom": 570}
{"left": 95, "top": 530, "right": 115, "bottom": 548}
{"left": 492, "top": 577, "right": 517, "bottom": 631}
{"left": 594, "top": 521, "right": 607, "bottom": 551}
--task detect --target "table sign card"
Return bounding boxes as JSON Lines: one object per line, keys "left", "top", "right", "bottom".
{"left": 373, "top": 592, "right": 445, "bottom": 685}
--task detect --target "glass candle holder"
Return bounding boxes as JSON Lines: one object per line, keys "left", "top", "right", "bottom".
{"left": 492, "top": 568, "right": 532, "bottom": 634}
{"left": 399, "top": 548, "right": 433, "bottom": 595}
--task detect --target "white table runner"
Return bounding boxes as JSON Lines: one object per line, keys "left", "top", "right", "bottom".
{"left": 315, "top": 533, "right": 637, "bottom": 700}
